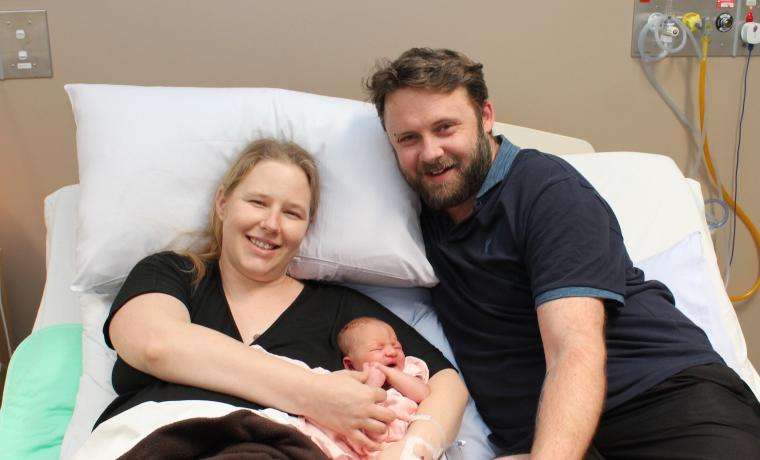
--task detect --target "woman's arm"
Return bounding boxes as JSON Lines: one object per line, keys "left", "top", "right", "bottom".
{"left": 110, "top": 292, "right": 395, "bottom": 450}
{"left": 378, "top": 368, "right": 468, "bottom": 459}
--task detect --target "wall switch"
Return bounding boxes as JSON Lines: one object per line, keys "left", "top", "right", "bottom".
{"left": 0, "top": 10, "right": 52, "bottom": 79}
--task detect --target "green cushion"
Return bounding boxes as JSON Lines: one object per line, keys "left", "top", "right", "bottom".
{"left": 0, "top": 324, "right": 83, "bottom": 460}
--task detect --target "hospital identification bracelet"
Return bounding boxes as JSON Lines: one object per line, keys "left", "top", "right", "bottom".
{"left": 401, "top": 435, "right": 442, "bottom": 460}
{"left": 407, "top": 414, "right": 446, "bottom": 457}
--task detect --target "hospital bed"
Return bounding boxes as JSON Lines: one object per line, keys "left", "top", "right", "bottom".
{"left": 0, "top": 85, "right": 758, "bottom": 460}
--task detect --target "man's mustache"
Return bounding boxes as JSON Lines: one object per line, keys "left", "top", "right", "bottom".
{"left": 419, "top": 157, "right": 458, "bottom": 175}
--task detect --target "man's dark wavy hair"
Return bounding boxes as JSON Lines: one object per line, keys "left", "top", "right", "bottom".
{"left": 364, "top": 47, "right": 488, "bottom": 129}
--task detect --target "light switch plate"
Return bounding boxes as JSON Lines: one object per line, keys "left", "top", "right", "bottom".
{"left": 0, "top": 10, "right": 53, "bottom": 79}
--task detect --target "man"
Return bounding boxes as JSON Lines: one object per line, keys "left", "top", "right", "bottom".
{"left": 366, "top": 48, "right": 760, "bottom": 459}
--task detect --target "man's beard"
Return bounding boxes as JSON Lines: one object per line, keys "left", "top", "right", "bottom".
{"left": 403, "top": 124, "right": 492, "bottom": 211}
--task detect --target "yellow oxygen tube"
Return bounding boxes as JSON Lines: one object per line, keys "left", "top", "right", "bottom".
{"left": 698, "top": 34, "right": 760, "bottom": 302}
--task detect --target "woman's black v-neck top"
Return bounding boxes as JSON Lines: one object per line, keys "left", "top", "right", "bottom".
{"left": 94, "top": 252, "right": 453, "bottom": 429}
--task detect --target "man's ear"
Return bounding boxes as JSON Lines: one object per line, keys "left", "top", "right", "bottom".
{"left": 481, "top": 100, "right": 496, "bottom": 134}
{"left": 342, "top": 356, "right": 354, "bottom": 370}
{"left": 214, "top": 186, "right": 227, "bottom": 220}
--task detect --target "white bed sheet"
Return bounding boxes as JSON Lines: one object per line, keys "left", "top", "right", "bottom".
{"left": 34, "top": 185, "right": 81, "bottom": 331}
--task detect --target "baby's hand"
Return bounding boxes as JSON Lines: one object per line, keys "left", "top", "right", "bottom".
{"left": 364, "top": 362, "right": 387, "bottom": 388}
{"left": 373, "top": 363, "right": 399, "bottom": 379}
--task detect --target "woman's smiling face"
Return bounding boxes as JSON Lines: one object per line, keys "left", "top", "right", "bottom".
{"left": 216, "top": 159, "right": 312, "bottom": 283}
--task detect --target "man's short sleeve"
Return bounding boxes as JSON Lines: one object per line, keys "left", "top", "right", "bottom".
{"left": 103, "top": 252, "right": 194, "bottom": 348}
{"left": 523, "top": 176, "right": 626, "bottom": 308}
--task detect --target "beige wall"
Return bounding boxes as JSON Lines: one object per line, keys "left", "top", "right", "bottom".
{"left": 1, "top": 1, "right": 758, "bottom": 364}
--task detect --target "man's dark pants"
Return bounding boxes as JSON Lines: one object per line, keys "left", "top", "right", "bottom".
{"left": 584, "top": 363, "right": 760, "bottom": 459}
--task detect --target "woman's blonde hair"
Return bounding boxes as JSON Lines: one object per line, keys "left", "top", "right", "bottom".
{"left": 183, "top": 138, "right": 320, "bottom": 285}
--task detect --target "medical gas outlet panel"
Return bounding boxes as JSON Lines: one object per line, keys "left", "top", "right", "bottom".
{"left": 0, "top": 10, "right": 52, "bottom": 79}
{"left": 632, "top": 1, "right": 759, "bottom": 57}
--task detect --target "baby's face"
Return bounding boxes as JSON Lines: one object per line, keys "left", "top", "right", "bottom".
{"left": 345, "top": 322, "right": 405, "bottom": 370}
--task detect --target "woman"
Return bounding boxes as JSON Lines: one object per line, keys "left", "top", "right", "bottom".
{"left": 88, "top": 139, "right": 468, "bottom": 459}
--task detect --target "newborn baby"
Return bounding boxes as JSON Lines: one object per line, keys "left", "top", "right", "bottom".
{"left": 339, "top": 316, "right": 431, "bottom": 445}
{"left": 276, "top": 316, "right": 432, "bottom": 459}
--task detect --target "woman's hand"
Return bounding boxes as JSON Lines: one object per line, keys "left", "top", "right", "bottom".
{"left": 303, "top": 369, "right": 396, "bottom": 452}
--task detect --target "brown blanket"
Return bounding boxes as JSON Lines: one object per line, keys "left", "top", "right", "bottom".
{"left": 117, "top": 409, "right": 329, "bottom": 460}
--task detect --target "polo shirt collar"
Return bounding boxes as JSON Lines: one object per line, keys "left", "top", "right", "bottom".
{"left": 476, "top": 134, "right": 521, "bottom": 198}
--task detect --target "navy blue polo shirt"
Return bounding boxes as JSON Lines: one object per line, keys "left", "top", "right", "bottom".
{"left": 420, "top": 135, "right": 723, "bottom": 454}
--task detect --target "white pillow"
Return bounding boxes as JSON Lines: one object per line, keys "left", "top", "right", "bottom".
{"left": 637, "top": 234, "right": 760, "bottom": 398}
{"left": 65, "top": 84, "right": 436, "bottom": 292}
{"left": 560, "top": 152, "right": 704, "bottom": 263}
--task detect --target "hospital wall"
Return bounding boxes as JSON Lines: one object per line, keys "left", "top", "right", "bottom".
{"left": 1, "top": 1, "right": 759, "bottom": 364}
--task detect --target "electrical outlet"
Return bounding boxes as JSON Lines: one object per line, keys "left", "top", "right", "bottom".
{"left": 0, "top": 10, "right": 53, "bottom": 79}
